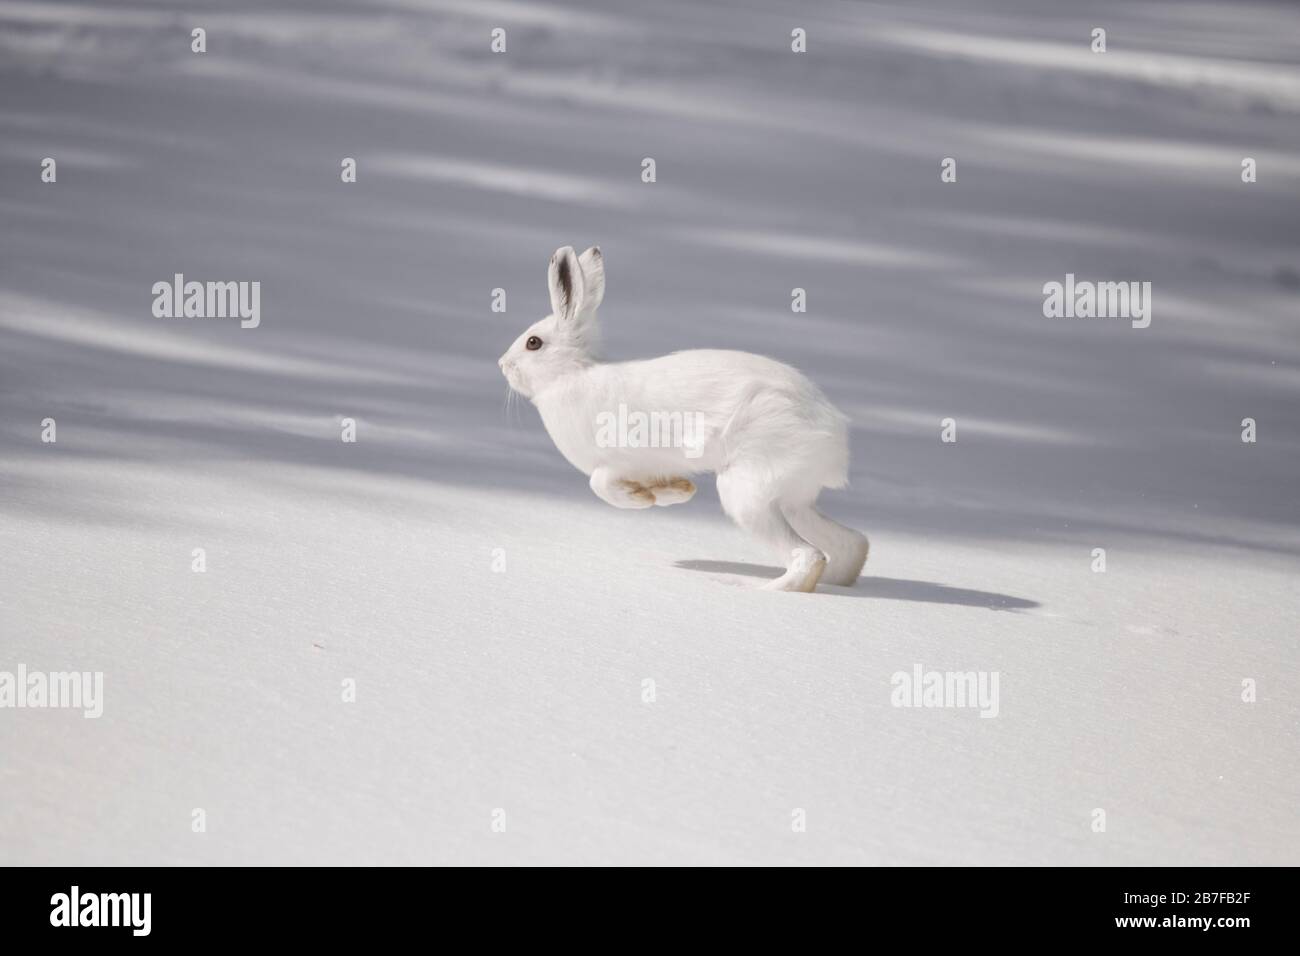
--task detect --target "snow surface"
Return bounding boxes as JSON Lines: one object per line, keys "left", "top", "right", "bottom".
{"left": 1, "top": 0, "right": 1298, "bottom": 865}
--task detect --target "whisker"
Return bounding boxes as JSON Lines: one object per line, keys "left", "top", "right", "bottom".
{"left": 504, "top": 382, "right": 518, "bottom": 426}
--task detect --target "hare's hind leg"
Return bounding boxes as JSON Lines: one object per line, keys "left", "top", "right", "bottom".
{"left": 717, "top": 468, "right": 825, "bottom": 592}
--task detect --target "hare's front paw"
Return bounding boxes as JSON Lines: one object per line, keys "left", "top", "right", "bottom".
{"left": 590, "top": 469, "right": 695, "bottom": 510}
{"left": 590, "top": 468, "right": 655, "bottom": 509}
{"left": 645, "top": 477, "right": 696, "bottom": 507}
{"left": 614, "top": 479, "right": 657, "bottom": 508}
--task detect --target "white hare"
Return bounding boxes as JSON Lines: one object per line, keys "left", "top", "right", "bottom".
{"left": 498, "top": 245, "right": 869, "bottom": 592}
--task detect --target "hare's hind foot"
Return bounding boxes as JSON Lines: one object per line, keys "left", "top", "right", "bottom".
{"left": 761, "top": 547, "right": 827, "bottom": 592}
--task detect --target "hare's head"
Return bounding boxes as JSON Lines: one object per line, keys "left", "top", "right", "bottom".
{"left": 499, "top": 245, "right": 605, "bottom": 398}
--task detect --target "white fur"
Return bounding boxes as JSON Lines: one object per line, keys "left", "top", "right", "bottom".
{"left": 499, "top": 245, "right": 869, "bottom": 591}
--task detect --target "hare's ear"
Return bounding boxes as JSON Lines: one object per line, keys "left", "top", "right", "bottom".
{"left": 578, "top": 246, "right": 604, "bottom": 312}
{"left": 547, "top": 246, "right": 586, "bottom": 323}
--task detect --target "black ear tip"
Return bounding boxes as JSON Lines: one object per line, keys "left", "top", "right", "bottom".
{"left": 557, "top": 256, "right": 572, "bottom": 302}
{"left": 591, "top": 246, "right": 602, "bottom": 257}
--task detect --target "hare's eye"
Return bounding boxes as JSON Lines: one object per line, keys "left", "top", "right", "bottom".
{"left": 526, "top": 336, "right": 543, "bottom": 351}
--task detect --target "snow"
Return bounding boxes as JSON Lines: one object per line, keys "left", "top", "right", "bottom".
{"left": 1, "top": 0, "right": 1298, "bottom": 865}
